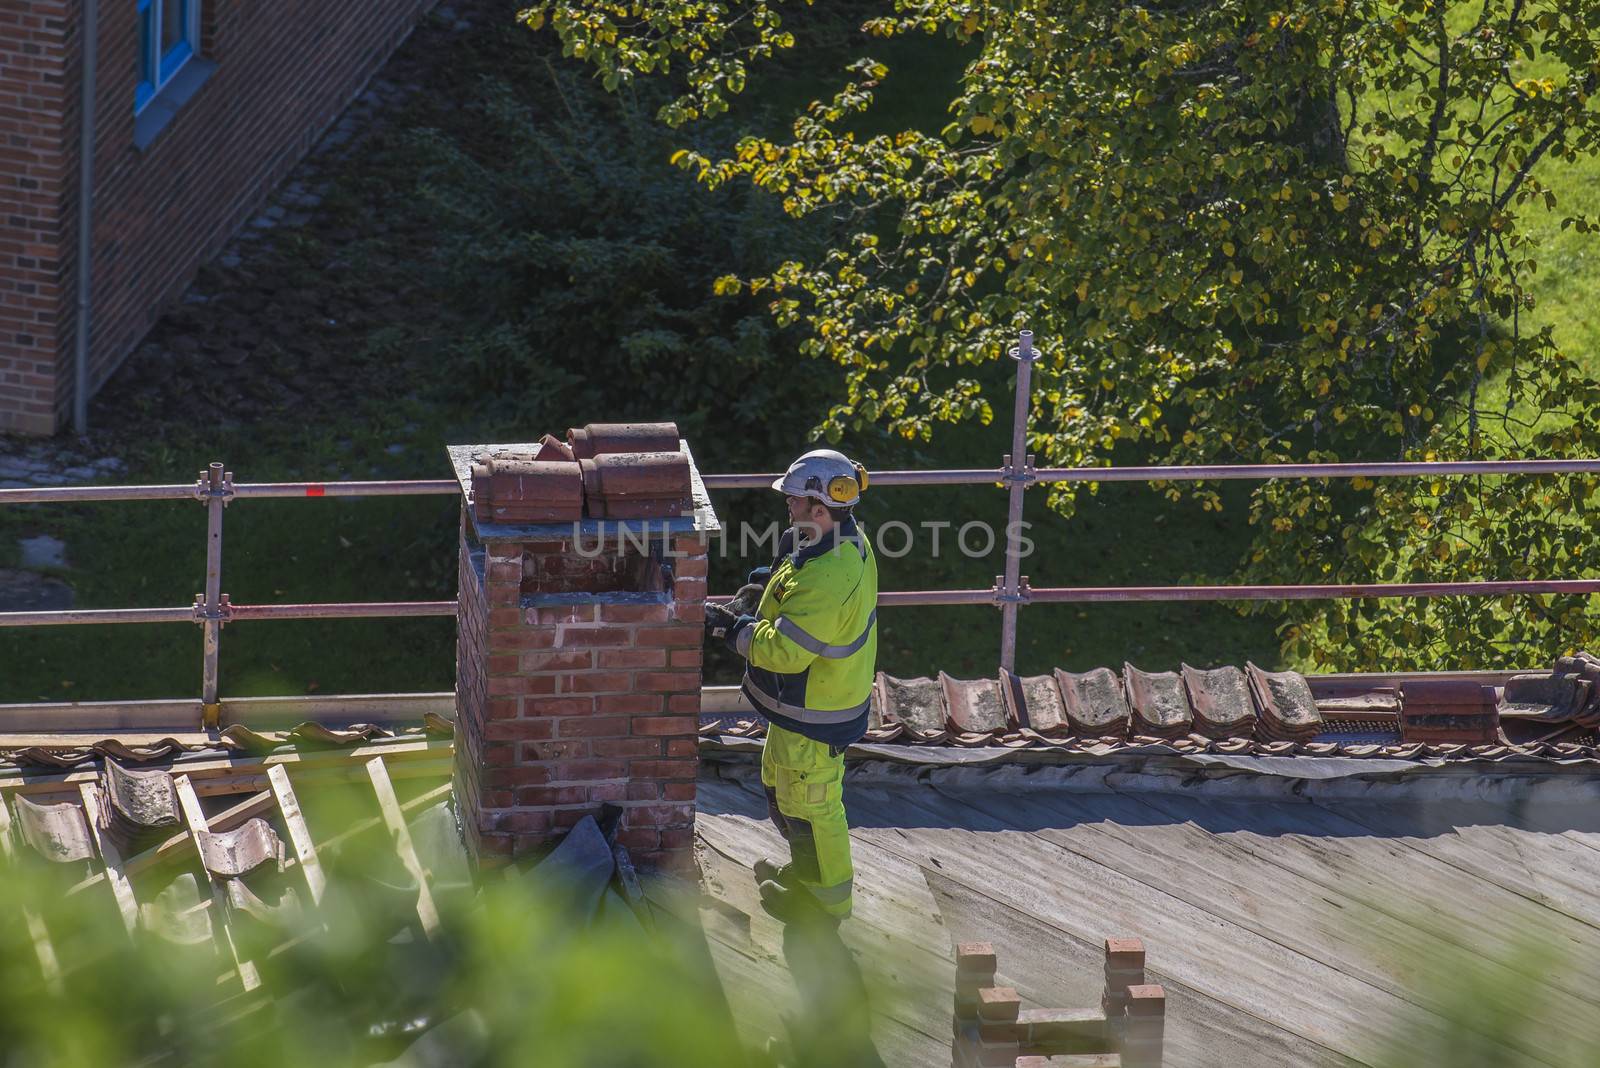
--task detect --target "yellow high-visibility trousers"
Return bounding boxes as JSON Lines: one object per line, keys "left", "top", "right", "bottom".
{"left": 760, "top": 722, "right": 853, "bottom": 917}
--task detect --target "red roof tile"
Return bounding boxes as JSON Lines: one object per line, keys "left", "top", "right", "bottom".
{"left": 1124, "top": 664, "right": 1193, "bottom": 739}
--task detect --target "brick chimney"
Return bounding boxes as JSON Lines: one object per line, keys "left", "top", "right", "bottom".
{"left": 448, "top": 431, "right": 717, "bottom": 873}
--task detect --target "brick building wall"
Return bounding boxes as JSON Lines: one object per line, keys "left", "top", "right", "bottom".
{"left": 0, "top": 2, "right": 73, "bottom": 433}
{"left": 0, "top": 0, "right": 435, "bottom": 435}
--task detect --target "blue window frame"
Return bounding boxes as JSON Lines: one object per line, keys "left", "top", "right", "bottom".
{"left": 135, "top": 0, "right": 198, "bottom": 114}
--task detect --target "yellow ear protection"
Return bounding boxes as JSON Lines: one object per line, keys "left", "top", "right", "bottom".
{"left": 825, "top": 463, "right": 869, "bottom": 504}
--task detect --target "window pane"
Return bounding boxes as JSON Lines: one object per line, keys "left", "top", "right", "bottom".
{"left": 161, "top": 0, "right": 183, "bottom": 54}
{"left": 138, "top": 3, "right": 153, "bottom": 83}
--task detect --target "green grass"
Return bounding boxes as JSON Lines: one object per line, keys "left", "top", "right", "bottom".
{"left": 0, "top": 394, "right": 1281, "bottom": 702}
{"left": 0, "top": 457, "right": 460, "bottom": 703}
{"left": 1510, "top": 159, "right": 1600, "bottom": 366}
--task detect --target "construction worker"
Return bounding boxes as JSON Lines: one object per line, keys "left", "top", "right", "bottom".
{"left": 706, "top": 449, "right": 878, "bottom": 925}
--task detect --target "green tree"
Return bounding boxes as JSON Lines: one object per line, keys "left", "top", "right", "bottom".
{"left": 527, "top": 0, "right": 1600, "bottom": 670}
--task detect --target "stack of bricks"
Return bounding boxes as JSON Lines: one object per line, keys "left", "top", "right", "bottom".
{"left": 952, "top": 938, "right": 1166, "bottom": 1068}
{"left": 1398, "top": 679, "right": 1502, "bottom": 745}
{"left": 952, "top": 942, "right": 1020, "bottom": 1067}
{"left": 1103, "top": 938, "right": 1165, "bottom": 1068}
{"left": 452, "top": 492, "right": 711, "bottom": 874}
{"left": 1101, "top": 938, "right": 1145, "bottom": 1019}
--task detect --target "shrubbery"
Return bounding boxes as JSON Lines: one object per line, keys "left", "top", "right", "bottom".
{"left": 391, "top": 46, "right": 835, "bottom": 471}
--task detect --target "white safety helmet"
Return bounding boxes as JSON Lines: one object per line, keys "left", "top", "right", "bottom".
{"left": 772, "top": 449, "right": 870, "bottom": 508}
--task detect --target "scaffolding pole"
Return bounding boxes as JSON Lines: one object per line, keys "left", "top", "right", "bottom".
{"left": 999, "top": 330, "right": 1039, "bottom": 673}
{"left": 198, "top": 463, "right": 229, "bottom": 729}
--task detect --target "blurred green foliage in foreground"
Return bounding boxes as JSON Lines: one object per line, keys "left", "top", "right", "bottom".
{"left": 1374, "top": 933, "right": 1595, "bottom": 1068}
{"left": 0, "top": 790, "right": 755, "bottom": 1068}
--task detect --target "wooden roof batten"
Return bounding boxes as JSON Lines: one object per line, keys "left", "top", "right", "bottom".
{"left": 0, "top": 795, "right": 62, "bottom": 994}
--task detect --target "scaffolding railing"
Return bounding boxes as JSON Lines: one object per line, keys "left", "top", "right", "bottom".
{"left": 4, "top": 330, "right": 1600, "bottom": 721}
{"left": 704, "top": 330, "right": 1600, "bottom": 671}
{"left": 0, "top": 468, "right": 459, "bottom": 727}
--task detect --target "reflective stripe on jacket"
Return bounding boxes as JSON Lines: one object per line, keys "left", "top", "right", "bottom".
{"left": 739, "top": 515, "right": 878, "bottom": 748}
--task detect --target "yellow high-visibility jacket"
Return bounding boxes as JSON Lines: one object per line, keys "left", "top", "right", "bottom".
{"left": 738, "top": 515, "right": 878, "bottom": 747}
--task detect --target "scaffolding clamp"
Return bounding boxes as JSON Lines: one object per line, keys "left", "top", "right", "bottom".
{"left": 992, "top": 576, "right": 1032, "bottom": 606}
{"left": 1001, "top": 452, "right": 1037, "bottom": 485}
{"left": 193, "top": 466, "right": 236, "bottom": 505}
{"left": 192, "top": 593, "right": 234, "bottom": 625}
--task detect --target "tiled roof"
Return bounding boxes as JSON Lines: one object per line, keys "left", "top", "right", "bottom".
{"left": 0, "top": 738, "right": 665, "bottom": 1057}
{"left": 0, "top": 715, "right": 453, "bottom": 773}
{"left": 699, "top": 658, "right": 1600, "bottom": 764}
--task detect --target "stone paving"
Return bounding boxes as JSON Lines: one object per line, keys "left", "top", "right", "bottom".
{"left": 17, "top": 535, "right": 66, "bottom": 570}
{"left": 0, "top": 570, "right": 72, "bottom": 612}
{"left": 0, "top": 451, "right": 126, "bottom": 489}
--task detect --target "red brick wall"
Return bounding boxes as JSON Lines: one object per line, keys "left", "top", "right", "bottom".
{"left": 0, "top": 0, "right": 434, "bottom": 434}
{"left": 454, "top": 527, "right": 709, "bottom": 873}
{"left": 0, "top": 2, "right": 72, "bottom": 435}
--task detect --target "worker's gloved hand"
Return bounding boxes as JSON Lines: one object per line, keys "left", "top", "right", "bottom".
{"left": 747, "top": 566, "right": 773, "bottom": 589}
{"left": 728, "top": 582, "right": 766, "bottom": 617}
{"left": 704, "top": 601, "right": 741, "bottom": 642}
{"left": 724, "top": 614, "right": 757, "bottom": 656}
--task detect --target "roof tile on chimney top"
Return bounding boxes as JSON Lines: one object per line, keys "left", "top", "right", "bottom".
{"left": 471, "top": 456, "right": 584, "bottom": 524}
{"left": 566, "top": 422, "right": 681, "bottom": 460}
{"left": 538, "top": 434, "right": 576, "bottom": 462}
{"left": 580, "top": 451, "right": 693, "bottom": 519}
